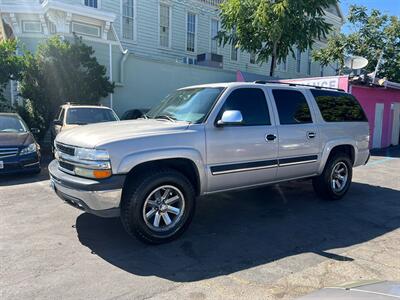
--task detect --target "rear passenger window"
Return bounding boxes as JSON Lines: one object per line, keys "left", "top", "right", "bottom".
{"left": 219, "top": 88, "right": 270, "bottom": 126}
{"left": 311, "top": 90, "right": 368, "bottom": 122}
{"left": 272, "top": 89, "right": 312, "bottom": 124}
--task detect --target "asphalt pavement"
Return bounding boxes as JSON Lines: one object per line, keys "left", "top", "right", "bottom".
{"left": 1, "top": 147, "right": 399, "bottom": 299}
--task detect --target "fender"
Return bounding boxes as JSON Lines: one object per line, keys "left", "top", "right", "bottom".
{"left": 318, "top": 139, "right": 358, "bottom": 174}
{"left": 117, "top": 147, "right": 207, "bottom": 194}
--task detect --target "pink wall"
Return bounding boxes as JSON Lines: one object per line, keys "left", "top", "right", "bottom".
{"left": 351, "top": 85, "right": 400, "bottom": 148}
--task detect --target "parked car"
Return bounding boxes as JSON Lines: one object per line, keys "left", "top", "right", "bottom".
{"left": 50, "top": 103, "right": 119, "bottom": 151}
{"left": 0, "top": 113, "right": 41, "bottom": 175}
{"left": 121, "top": 109, "right": 149, "bottom": 120}
{"left": 49, "top": 82, "right": 370, "bottom": 244}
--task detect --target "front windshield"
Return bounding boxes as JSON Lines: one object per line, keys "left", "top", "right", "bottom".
{"left": 66, "top": 108, "right": 118, "bottom": 125}
{"left": 146, "top": 87, "right": 224, "bottom": 123}
{"left": 0, "top": 115, "right": 27, "bottom": 133}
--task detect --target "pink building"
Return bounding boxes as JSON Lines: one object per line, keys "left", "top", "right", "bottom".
{"left": 350, "top": 82, "right": 400, "bottom": 149}
{"left": 236, "top": 72, "right": 400, "bottom": 149}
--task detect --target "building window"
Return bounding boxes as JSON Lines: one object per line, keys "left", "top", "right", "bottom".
{"left": 159, "top": 3, "right": 170, "bottom": 48}
{"left": 296, "top": 48, "right": 301, "bottom": 73}
{"left": 249, "top": 51, "right": 256, "bottom": 64}
{"left": 231, "top": 44, "right": 238, "bottom": 61}
{"left": 22, "top": 21, "right": 42, "bottom": 33}
{"left": 122, "top": 0, "right": 135, "bottom": 40}
{"left": 72, "top": 22, "right": 101, "bottom": 37}
{"left": 84, "top": 0, "right": 98, "bottom": 8}
{"left": 187, "top": 12, "right": 196, "bottom": 52}
{"left": 307, "top": 49, "right": 312, "bottom": 75}
{"left": 210, "top": 19, "right": 219, "bottom": 54}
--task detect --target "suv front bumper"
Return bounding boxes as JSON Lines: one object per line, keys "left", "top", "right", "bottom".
{"left": 49, "top": 160, "right": 125, "bottom": 218}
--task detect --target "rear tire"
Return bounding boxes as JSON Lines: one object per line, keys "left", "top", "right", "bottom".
{"left": 120, "top": 168, "right": 196, "bottom": 244}
{"left": 313, "top": 152, "right": 353, "bottom": 200}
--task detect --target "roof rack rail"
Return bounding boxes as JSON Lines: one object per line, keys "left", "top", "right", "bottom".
{"left": 254, "top": 80, "right": 345, "bottom": 92}
{"left": 65, "top": 102, "right": 103, "bottom": 106}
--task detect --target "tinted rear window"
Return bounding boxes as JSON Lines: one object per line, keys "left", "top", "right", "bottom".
{"left": 311, "top": 90, "right": 367, "bottom": 122}
{"left": 272, "top": 89, "right": 313, "bottom": 125}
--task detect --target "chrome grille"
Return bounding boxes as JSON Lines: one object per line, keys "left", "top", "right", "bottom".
{"left": 0, "top": 148, "right": 19, "bottom": 158}
{"left": 56, "top": 143, "right": 75, "bottom": 156}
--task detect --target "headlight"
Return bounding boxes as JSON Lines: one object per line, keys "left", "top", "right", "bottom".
{"left": 20, "top": 143, "right": 38, "bottom": 156}
{"left": 74, "top": 167, "right": 112, "bottom": 179}
{"left": 75, "top": 148, "right": 110, "bottom": 161}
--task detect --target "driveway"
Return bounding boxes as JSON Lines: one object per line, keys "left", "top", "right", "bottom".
{"left": 1, "top": 147, "right": 399, "bottom": 299}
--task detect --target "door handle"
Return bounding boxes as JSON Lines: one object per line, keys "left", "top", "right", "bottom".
{"left": 307, "top": 132, "right": 316, "bottom": 139}
{"left": 266, "top": 134, "right": 277, "bottom": 141}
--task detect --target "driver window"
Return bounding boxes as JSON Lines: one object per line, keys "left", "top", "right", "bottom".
{"left": 218, "top": 88, "right": 271, "bottom": 126}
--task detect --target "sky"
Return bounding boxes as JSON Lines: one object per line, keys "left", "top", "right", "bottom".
{"left": 340, "top": 0, "right": 400, "bottom": 32}
{"left": 340, "top": 0, "right": 400, "bottom": 19}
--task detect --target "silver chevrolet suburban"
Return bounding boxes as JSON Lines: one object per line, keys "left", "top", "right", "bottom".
{"left": 49, "top": 82, "right": 370, "bottom": 244}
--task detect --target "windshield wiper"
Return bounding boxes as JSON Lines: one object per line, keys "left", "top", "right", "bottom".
{"left": 69, "top": 122, "right": 88, "bottom": 125}
{"left": 154, "top": 115, "right": 176, "bottom": 122}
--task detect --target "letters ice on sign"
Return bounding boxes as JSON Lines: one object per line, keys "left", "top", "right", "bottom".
{"left": 281, "top": 77, "right": 340, "bottom": 89}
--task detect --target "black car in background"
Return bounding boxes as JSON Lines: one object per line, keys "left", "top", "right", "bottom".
{"left": 121, "top": 109, "right": 149, "bottom": 120}
{"left": 0, "top": 113, "right": 41, "bottom": 175}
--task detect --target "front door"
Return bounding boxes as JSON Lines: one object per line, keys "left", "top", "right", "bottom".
{"left": 206, "top": 87, "right": 278, "bottom": 192}
{"left": 270, "top": 89, "right": 320, "bottom": 180}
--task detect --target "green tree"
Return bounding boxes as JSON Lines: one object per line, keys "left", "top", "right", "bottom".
{"left": 0, "top": 39, "right": 25, "bottom": 111}
{"left": 217, "top": 0, "right": 338, "bottom": 77}
{"left": 313, "top": 5, "right": 400, "bottom": 82}
{"left": 19, "top": 35, "right": 114, "bottom": 135}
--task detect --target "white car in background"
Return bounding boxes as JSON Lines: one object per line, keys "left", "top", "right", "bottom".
{"left": 51, "top": 103, "right": 119, "bottom": 151}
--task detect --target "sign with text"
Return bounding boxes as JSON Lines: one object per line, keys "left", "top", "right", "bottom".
{"left": 278, "top": 76, "right": 349, "bottom": 91}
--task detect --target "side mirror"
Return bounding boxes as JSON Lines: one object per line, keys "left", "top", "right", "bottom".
{"left": 217, "top": 110, "right": 243, "bottom": 127}
{"left": 30, "top": 128, "right": 40, "bottom": 134}
{"left": 53, "top": 119, "right": 62, "bottom": 126}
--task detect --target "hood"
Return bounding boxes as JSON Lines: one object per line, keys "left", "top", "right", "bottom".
{"left": 56, "top": 119, "right": 190, "bottom": 148}
{"left": 0, "top": 132, "right": 33, "bottom": 147}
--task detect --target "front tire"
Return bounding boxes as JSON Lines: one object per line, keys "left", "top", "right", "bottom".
{"left": 313, "top": 152, "right": 353, "bottom": 200}
{"left": 121, "top": 168, "right": 196, "bottom": 244}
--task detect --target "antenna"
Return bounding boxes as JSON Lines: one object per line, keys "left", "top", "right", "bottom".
{"left": 345, "top": 56, "right": 369, "bottom": 71}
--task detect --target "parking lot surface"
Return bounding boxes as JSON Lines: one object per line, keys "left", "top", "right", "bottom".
{"left": 1, "top": 148, "right": 399, "bottom": 300}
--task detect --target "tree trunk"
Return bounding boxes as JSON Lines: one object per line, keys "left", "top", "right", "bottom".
{"left": 269, "top": 55, "right": 276, "bottom": 77}
{"left": 269, "top": 42, "right": 278, "bottom": 77}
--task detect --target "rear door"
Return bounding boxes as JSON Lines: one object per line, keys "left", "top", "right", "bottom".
{"left": 269, "top": 89, "right": 320, "bottom": 180}
{"left": 206, "top": 87, "right": 278, "bottom": 192}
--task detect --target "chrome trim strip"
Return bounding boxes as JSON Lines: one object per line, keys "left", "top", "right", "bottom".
{"left": 279, "top": 159, "right": 318, "bottom": 167}
{"left": 210, "top": 155, "right": 318, "bottom": 175}
{"left": 23, "top": 162, "right": 40, "bottom": 167}
{"left": 0, "top": 154, "right": 18, "bottom": 158}
{"left": 212, "top": 164, "right": 278, "bottom": 175}
{"left": 58, "top": 154, "right": 110, "bottom": 170}
{"left": 0, "top": 148, "right": 18, "bottom": 151}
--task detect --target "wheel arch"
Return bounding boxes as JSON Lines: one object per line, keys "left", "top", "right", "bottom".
{"left": 318, "top": 141, "right": 357, "bottom": 174}
{"left": 118, "top": 149, "right": 206, "bottom": 196}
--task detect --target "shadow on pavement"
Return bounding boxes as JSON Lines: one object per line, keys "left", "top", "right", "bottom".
{"left": 76, "top": 180, "right": 400, "bottom": 282}
{"left": 370, "top": 146, "right": 400, "bottom": 158}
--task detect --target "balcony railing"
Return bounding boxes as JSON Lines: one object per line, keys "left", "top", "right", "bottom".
{"left": 197, "top": 0, "right": 224, "bottom": 6}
